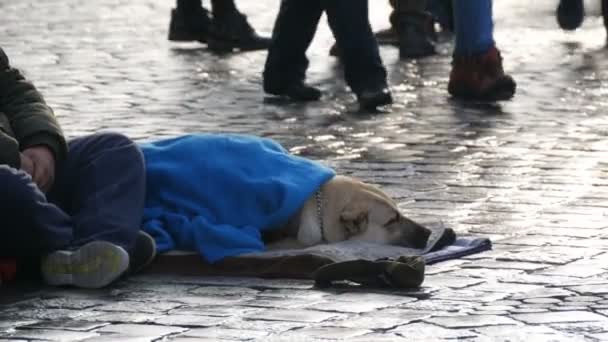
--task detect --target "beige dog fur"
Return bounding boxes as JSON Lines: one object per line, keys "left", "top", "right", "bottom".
{"left": 263, "top": 175, "right": 431, "bottom": 250}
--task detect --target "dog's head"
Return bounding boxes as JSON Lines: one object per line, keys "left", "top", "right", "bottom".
{"left": 322, "top": 176, "right": 431, "bottom": 248}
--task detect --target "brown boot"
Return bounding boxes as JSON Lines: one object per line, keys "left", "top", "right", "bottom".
{"left": 448, "top": 46, "right": 516, "bottom": 101}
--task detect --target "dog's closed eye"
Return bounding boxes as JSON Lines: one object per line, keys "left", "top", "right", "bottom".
{"left": 384, "top": 213, "right": 400, "bottom": 226}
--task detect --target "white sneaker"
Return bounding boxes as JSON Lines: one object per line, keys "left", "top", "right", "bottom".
{"left": 41, "top": 241, "right": 129, "bottom": 289}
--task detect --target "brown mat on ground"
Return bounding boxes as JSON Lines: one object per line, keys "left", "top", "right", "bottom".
{"left": 144, "top": 224, "right": 453, "bottom": 280}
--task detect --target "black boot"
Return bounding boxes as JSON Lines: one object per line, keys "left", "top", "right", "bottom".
{"left": 208, "top": 11, "right": 272, "bottom": 52}
{"left": 556, "top": 0, "right": 584, "bottom": 31}
{"left": 356, "top": 86, "right": 393, "bottom": 110}
{"left": 397, "top": 12, "right": 437, "bottom": 59}
{"left": 168, "top": 3, "right": 212, "bottom": 42}
{"left": 265, "top": 82, "right": 322, "bottom": 102}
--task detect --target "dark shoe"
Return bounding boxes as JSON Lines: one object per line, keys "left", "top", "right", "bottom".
{"left": 129, "top": 231, "right": 156, "bottom": 274}
{"left": 398, "top": 12, "right": 437, "bottom": 59}
{"left": 448, "top": 46, "right": 516, "bottom": 101}
{"left": 208, "top": 12, "right": 271, "bottom": 52}
{"left": 41, "top": 241, "right": 129, "bottom": 289}
{"left": 313, "top": 256, "right": 425, "bottom": 289}
{"left": 168, "top": 7, "right": 212, "bottom": 42}
{"left": 357, "top": 87, "right": 393, "bottom": 110}
{"left": 266, "top": 82, "right": 322, "bottom": 102}
{"left": 557, "top": 0, "right": 584, "bottom": 31}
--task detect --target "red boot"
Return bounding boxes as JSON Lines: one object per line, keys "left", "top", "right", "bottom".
{"left": 0, "top": 259, "right": 17, "bottom": 285}
{"left": 448, "top": 46, "right": 516, "bottom": 101}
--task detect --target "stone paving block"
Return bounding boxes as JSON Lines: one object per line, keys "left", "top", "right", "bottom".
{"left": 20, "top": 320, "right": 109, "bottom": 332}
{"left": 511, "top": 311, "right": 608, "bottom": 324}
{"left": 93, "top": 301, "right": 182, "bottom": 314}
{"left": 424, "top": 314, "right": 520, "bottom": 329}
{"left": 473, "top": 325, "right": 581, "bottom": 342}
{"left": 82, "top": 312, "right": 161, "bottom": 324}
{"left": 168, "top": 306, "right": 260, "bottom": 318}
{"left": 178, "top": 327, "right": 269, "bottom": 340}
{"left": 243, "top": 309, "right": 340, "bottom": 323}
{"left": 523, "top": 298, "right": 562, "bottom": 304}
{"left": 81, "top": 336, "right": 151, "bottom": 342}
{"left": 568, "top": 284, "right": 608, "bottom": 296}
{"left": 549, "top": 321, "right": 608, "bottom": 336}
{"left": 96, "top": 323, "right": 187, "bottom": 338}
{"left": 510, "top": 287, "right": 574, "bottom": 300}
{"left": 424, "top": 275, "right": 486, "bottom": 289}
{"left": 304, "top": 298, "right": 407, "bottom": 313}
{"left": 390, "top": 322, "right": 479, "bottom": 339}
{"left": 221, "top": 319, "right": 306, "bottom": 334}
{"left": 0, "top": 328, "right": 98, "bottom": 341}
{"left": 276, "top": 326, "right": 372, "bottom": 340}
{"left": 329, "top": 311, "right": 431, "bottom": 329}
{"left": 241, "top": 297, "right": 322, "bottom": 309}
{"left": 460, "top": 260, "right": 550, "bottom": 271}
{"left": 152, "top": 314, "right": 227, "bottom": 327}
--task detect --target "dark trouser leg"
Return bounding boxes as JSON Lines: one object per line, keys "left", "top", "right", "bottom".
{"left": 210, "top": 0, "right": 237, "bottom": 17}
{"left": 177, "top": 0, "right": 202, "bottom": 11}
{"left": 324, "top": 0, "right": 387, "bottom": 94}
{"left": 603, "top": 0, "right": 608, "bottom": 37}
{"left": 0, "top": 166, "right": 73, "bottom": 258}
{"left": 48, "top": 133, "right": 146, "bottom": 254}
{"left": 263, "top": 0, "right": 323, "bottom": 93}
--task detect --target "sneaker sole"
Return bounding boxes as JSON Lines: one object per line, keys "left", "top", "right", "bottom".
{"left": 41, "top": 241, "right": 129, "bottom": 289}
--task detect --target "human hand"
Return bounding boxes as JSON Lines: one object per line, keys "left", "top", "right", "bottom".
{"left": 22, "top": 146, "right": 56, "bottom": 192}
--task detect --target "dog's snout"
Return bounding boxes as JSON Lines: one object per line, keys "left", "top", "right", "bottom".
{"left": 408, "top": 226, "right": 431, "bottom": 249}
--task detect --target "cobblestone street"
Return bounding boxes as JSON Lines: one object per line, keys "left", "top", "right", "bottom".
{"left": 3, "top": 0, "right": 608, "bottom": 340}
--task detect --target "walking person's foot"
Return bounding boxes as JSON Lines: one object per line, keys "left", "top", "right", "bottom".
{"left": 208, "top": 11, "right": 271, "bottom": 52}
{"left": 41, "top": 241, "right": 129, "bottom": 289}
{"left": 397, "top": 12, "right": 437, "bottom": 59}
{"left": 448, "top": 46, "right": 516, "bottom": 101}
{"left": 357, "top": 86, "right": 393, "bottom": 111}
{"left": 265, "top": 82, "right": 322, "bottom": 102}
{"left": 556, "top": 0, "right": 585, "bottom": 31}
{"left": 129, "top": 231, "right": 157, "bottom": 275}
{"left": 168, "top": 6, "right": 212, "bottom": 42}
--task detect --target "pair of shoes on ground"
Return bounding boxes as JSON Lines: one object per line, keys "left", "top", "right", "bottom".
{"left": 265, "top": 83, "right": 393, "bottom": 111}
{"left": 41, "top": 231, "right": 156, "bottom": 289}
{"left": 168, "top": 6, "right": 270, "bottom": 51}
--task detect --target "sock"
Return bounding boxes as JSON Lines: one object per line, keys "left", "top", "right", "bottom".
{"left": 177, "top": 0, "right": 202, "bottom": 11}
{"left": 453, "top": 0, "right": 495, "bottom": 55}
{"left": 210, "top": 0, "right": 238, "bottom": 18}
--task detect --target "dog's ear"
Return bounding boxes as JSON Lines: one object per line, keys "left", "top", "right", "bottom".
{"left": 339, "top": 202, "right": 369, "bottom": 237}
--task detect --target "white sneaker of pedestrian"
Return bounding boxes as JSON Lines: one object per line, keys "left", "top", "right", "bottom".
{"left": 41, "top": 241, "right": 129, "bottom": 289}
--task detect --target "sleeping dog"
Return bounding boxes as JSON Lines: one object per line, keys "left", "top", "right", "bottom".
{"left": 262, "top": 175, "right": 431, "bottom": 250}
{"left": 141, "top": 134, "right": 431, "bottom": 263}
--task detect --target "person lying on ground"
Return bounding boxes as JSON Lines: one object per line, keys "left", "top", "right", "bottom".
{"left": 0, "top": 47, "right": 154, "bottom": 289}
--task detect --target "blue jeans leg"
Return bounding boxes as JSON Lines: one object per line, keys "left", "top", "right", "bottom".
{"left": 48, "top": 132, "right": 146, "bottom": 254}
{"left": 453, "top": 0, "right": 495, "bottom": 55}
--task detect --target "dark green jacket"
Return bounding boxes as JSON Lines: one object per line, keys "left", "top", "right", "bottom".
{"left": 0, "top": 48, "right": 67, "bottom": 169}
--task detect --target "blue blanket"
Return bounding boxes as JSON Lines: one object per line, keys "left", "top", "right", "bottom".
{"left": 140, "top": 134, "right": 335, "bottom": 263}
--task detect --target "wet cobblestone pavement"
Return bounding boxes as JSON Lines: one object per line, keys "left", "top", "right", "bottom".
{"left": 3, "top": 0, "right": 608, "bottom": 340}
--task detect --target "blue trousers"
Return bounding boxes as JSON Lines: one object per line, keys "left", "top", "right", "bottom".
{"left": 453, "top": 0, "right": 495, "bottom": 55}
{"left": 0, "top": 133, "right": 145, "bottom": 258}
{"left": 263, "top": 0, "right": 387, "bottom": 94}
